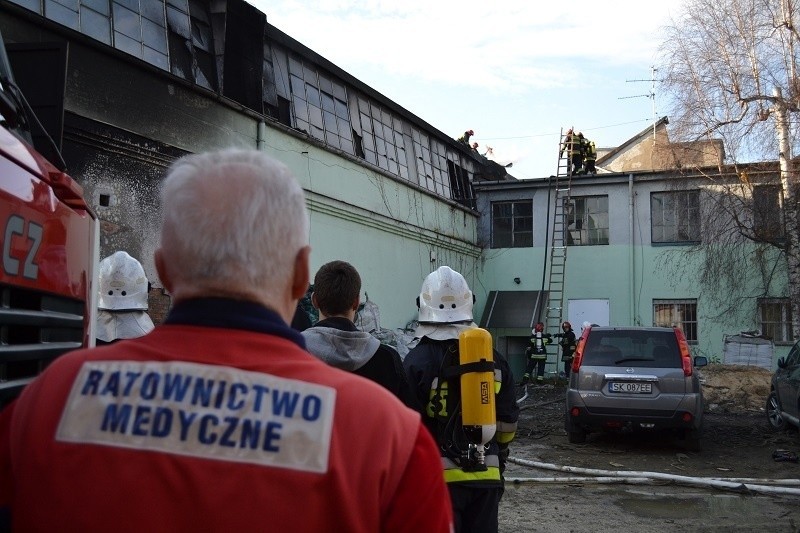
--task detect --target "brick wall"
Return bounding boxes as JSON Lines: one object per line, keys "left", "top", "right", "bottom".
{"left": 147, "top": 287, "right": 172, "bottom": 325}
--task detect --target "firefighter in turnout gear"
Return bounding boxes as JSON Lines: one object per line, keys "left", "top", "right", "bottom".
{"left": 584, "top": 139, "right": 597, "bottom": 175}
{"left": 554, "top": 321, "right": 577, "bottom": 378}
{"left": 559, "top": 128, "right": 584, "bottom": 175}
{"left": 404, "top": 266, "right": 519, "bottom": 533}
{"left": 523, "top": 322, "right": 552, "bottom": 383}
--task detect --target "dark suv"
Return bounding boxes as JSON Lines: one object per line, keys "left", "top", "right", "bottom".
{"left": 766, "top": 339, "right": 800, "bottom": 432}
{"left": 565, "top": 326, "right": 708, "bottom": 450}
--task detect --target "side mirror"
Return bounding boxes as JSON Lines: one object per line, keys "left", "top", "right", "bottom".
{"left": 693, "top": 356, "right": 708, "bottom": 368}
{"left": 777, "top": 357, "right": 787, "bottom": 369}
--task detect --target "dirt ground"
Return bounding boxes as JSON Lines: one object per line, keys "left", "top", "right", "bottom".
{"left": 499, "top": 365, "right": 800, "bottom": 532}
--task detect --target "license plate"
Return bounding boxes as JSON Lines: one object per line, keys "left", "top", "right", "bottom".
{"left": 609, "top": 382, "right": 652, "bottom": 393}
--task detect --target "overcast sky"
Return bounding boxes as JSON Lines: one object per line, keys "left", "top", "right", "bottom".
{"left": 251, "top": 0, "right": 686, "bottom": 180}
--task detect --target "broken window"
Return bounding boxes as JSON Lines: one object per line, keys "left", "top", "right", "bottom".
{"left": 285, "top": 55, "right": 353, "bottom": 154}
{"left": 567, "top": 195, "right": 609, "bottom": 245}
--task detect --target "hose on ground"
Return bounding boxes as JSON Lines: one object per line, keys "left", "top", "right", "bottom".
{"left": 506, "top": 457, "right": 800, "bottom": 496}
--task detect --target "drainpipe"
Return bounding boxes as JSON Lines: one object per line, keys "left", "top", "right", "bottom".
{"left": 629, "top": 174, "right": 635, "bottom": 324}
{"left": 257, "top": 120, "right": 266, "bottom": 151}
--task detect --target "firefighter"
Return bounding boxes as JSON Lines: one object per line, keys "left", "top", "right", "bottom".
{"left": 554, "top": 321, "right": 577, "bottom": 378}
{"left": 584, "top": 139, "right": 597, "bottom": 175}
{"left": 95, "top": 251, "right": 154, "bottom": 345}
{"left": 404, "top": 266, "right": 519, "bottom": 533}
{"left": 523, "top": 322, "right": 552, "bottom": 383}
{"left": 457, "top": 129, "right": 474, "bottom": 144}
{"left": 559, "top": 128, "right": 584, "bottom": 175}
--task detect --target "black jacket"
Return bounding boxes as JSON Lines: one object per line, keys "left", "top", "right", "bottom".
{"left": 302, "top": 317, "right": 419, "bottom": 409}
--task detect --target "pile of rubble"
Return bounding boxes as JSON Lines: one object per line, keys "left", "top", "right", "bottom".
{"left": 699, "top": 364, "right": 773, "bottom": 412}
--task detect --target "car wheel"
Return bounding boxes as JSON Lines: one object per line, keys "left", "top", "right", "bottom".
{"left": 568, "top": 428, "right": 587, "bottom": 444}
{"left": 767, "top": 391, "right": 788, "bottom": 431}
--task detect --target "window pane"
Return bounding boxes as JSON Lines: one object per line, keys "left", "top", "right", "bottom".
{"left": 759, "top": 298, "right": 792, "bottom": 343}
{"left": 652, "top": 191, "right": 700, "bottom": 243}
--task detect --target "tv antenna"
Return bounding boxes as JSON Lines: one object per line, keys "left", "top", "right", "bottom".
{"left": 620, "top": 66, "right": 659, "bottom": 139}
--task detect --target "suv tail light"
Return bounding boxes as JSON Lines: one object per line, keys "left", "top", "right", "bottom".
{"left": 674, "top": 327, "right": 693, "bottom": 377}
{"left": 571, "top": 328, "right": 590, "bottom": 373}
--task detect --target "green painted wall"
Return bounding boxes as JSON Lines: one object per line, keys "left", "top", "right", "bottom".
{"left": 475, "top": 176, "right": 793, "bottom": 371}
{"left": 264, "top": 129, "right": 481, "bottom": 330}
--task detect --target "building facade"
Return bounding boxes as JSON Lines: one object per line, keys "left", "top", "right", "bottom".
{"left": 2, "top": 0, "right": 791, "bottom": 378}
{"left": 475, "top": 168, "right": 792, "bottom": 377}
{"left": 1, "top": 0, "right": 511, "bottom": 329}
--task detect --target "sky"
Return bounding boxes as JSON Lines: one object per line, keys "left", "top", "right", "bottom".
{"left": 250, "top": 0, "right": 687, "bottom": 180}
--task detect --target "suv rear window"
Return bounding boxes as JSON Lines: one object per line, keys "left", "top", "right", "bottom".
{"left": 583, "top": 330, "right": 680, "bottom": 367}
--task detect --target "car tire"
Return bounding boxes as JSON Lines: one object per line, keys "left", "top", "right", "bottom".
{"left": 767, "top": 391, "right": 788, "bottom": 431}
{"left": 568, "top": 428, "right": 587, "bottom": 444}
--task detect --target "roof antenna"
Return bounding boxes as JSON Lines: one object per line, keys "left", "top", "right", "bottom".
{"left": 620, "top": 66, "right": 659, "bottom": 140}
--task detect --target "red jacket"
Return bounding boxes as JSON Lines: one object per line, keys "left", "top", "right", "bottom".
{"left": 0, "top": 300, "right": 452, "bottom": 532}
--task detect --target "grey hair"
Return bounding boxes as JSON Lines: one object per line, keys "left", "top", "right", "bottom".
{"left": 159, "top": 149, "right": 309, "bottom": 301}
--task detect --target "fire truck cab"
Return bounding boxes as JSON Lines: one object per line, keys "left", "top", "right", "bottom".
{"left": 0, "top": 29, "right": 98, "bottom": 408}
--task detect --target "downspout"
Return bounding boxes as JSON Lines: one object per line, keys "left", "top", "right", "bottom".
{"left": 629, "top": 174, "right": 636, "bottom": 325}
{"left": 257, "top": 120, "right": 266, "bottom": 151}
{"left": 535, "top": 175, "right": 553, "bottom": 326}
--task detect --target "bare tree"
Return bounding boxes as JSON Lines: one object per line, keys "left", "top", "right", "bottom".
{"left": 659, "top": 0, "right": 800, "bottom": 340}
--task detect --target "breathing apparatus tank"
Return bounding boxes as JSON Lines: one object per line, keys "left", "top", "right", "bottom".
{"left": 458, "top": 327, "right": 496, "bottom": 468}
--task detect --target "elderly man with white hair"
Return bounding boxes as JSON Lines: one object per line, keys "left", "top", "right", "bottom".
{"left": 0, "top": 149, "right": 452, "bottom": 532}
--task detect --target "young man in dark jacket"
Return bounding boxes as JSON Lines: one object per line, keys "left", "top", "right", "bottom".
{"left": 302, "top": 260, "right": 418, "bottom": 409}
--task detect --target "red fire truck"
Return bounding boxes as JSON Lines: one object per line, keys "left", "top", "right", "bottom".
{"left": 0, "top": 30, "right": 98, "bottom": 407}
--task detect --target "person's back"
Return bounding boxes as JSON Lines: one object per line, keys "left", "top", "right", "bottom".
{"left": 0, "top": 149, "right": 451, "bottom": 532}
{"left": 403, "top": 266, "right": 518, "bottom": 533}
{"left": 302, "top": 261, "right": 417, "bottom": 408}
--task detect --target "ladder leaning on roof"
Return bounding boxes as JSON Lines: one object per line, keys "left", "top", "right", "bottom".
{"left": 544, "top": 129, "right": 575, "bottom": 347}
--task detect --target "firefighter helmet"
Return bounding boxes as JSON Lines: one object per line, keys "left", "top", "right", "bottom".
{"left": 534, "top": 322, "right": 544, "bottom": 333}
{"left": 562, "top": 321, "right": 571, "bottom": 330}
{"left": 417, "top": 266, "right": 473, "bottom": 323}
{"left": 97, "top": 251, "right": 150, "bottom": 311}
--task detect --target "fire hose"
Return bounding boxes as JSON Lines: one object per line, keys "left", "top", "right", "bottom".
{"left": 506, "top": 457, "right": 800, "bottom": 496}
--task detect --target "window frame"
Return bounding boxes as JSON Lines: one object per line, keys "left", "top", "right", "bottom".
{"left": 758, "top": 297, "right": 793, "bottom": 344}
{"left": 491, "top": 200, "right": 533, "bottom": 249}
{"left": 650, "top": 190, "right": 701, "bottom": 244}
{"left": 653, "top": 298, "right": 698, "bottom": 343}
{"left": 753, "top": 184, "right": 785, "bottom": 240}
{"left": 567, "top": 194, "right": 609, "bottom": 246}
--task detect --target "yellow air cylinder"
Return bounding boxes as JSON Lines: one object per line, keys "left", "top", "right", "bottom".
{"left": 458, "top": 327, "right": 496, "bottom": 448}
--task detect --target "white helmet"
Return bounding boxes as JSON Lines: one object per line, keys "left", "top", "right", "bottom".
{"left": 98, "top": 251, "right": 149, "bottom": 311}
{"left": 417, "top": 266, "right": 473, "bottom": 323}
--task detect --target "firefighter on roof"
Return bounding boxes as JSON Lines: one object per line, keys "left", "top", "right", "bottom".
{"left": 560, "top": 128, "right": 584, "bottom": 175}
{"left": 404, "top": 266, "right": 519, "bottom": 533}
{"left": 584, "top": 139, "right": 597, "bottom": 175}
